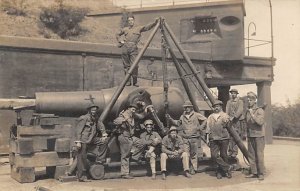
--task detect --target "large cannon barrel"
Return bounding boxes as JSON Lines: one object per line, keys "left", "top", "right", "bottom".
{"left": 0, "top": 87, "right": 185, "bottom": 121}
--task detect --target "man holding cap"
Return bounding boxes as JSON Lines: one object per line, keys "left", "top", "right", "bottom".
{"left": 160, "top": 126, "right": 191, "bottom": 180}
{"left": 113, "top": 102, "right": 147, "bottom": 179}
{"left": 206, "top": 100, "right": 233, "bottom": 179}
{"left": 74, "top": 104, "right": 108, "bottom": 181}
{"left": 140, "top": 119, "right": 162, "bottom": 179}
{"left": 226, "top": 89, "right": 244, "bottom": 159}
{"left": 166, "top": 100, "right": 207, "bottom": 174}
{"left": 245, "top": 91, "right": 265, "bottom": 181}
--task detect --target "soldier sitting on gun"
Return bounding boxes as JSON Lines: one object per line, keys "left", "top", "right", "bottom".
{"left": 140, "top": 119, "right": 162, "bottom": 180}
{"left": 166, "top": 100, "right": 207, "bottom": 175}
{"left": 160, "top": 126, "right": 191, "bottom": 180}
{"left": 71, "top": 104, "right": 108, "bottom": 182}
{"left": 113, "top": 101, "right": 148, "bottom": 179}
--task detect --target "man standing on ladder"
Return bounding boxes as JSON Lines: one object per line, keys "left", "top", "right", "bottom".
{"left": 116, "top": 14, "right": 159, "bottom": 87}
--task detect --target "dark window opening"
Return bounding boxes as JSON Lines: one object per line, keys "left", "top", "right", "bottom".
{"left": 192, "top": 16, "right": 219, "bottom": 35}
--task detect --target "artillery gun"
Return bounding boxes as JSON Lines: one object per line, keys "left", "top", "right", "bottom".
{"left": 1, "top": 18, "right": 250, "bottom": 183}
{"left": 1, "top": 86, "right": 186, "bottom": 182}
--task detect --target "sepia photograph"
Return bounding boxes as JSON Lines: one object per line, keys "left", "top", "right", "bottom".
{"left": 0, "top": 0, "right": 299, "bottom": 190}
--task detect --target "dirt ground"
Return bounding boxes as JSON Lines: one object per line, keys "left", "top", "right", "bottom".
{"left": 0, "top": 139, "right": 299, "bottom": 191}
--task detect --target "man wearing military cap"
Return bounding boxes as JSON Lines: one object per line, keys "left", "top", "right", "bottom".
{"left": 74, "top": 103, "right": 108, "bottom": 181}
{"left": 140, "top": 119, "right": 162, "bottom": 179}
{"left": 113, "top": 101, "right": 147, "bottom": 179}
{"left": 226, "top": 88, "right": 244, "bottom": 159}
{"left": 245, "top": 91, "right": 265, "bottom": 181}
{"left": 160, "top": 126, "right": 191, "bottom": 180}
{"left": 206, "top": 100, "right": 233, "bottom": 179}
{"left": 166, "top": 100, "right": 207, "bottom": 174}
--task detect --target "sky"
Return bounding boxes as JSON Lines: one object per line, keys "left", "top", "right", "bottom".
{"left": 237, "top": 0, "right": 300, "bottom": 105}
{"left": 114, "top": 0, "right": 300, "bottom": 105}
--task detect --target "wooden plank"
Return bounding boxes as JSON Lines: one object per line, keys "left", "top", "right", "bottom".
{"left": 17, "top": 124, "right": 72, "bottom": 137}
{"left": 9, "top": 153, "right": 15, "bottom": 165}
{"left": 55, "top": 138, "right": 70, "bottom": 153}
{"left": 11, "top": 166, "right": 35, "bottom": 183}
{"left": 9, "top": 139, "right": 17, "bottom": 153}
{"left": 17, "top": 138, "right": 34, "bottom": 155}
{"left": 14, "top": 151, "right": 70, "bottom": 168}
{"left": 54, "top": 165, "right": 70, "bottom": 179}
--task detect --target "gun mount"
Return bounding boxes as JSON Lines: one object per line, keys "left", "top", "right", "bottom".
{"left": 2, "top": 18, "right": 250, "bottom": 183}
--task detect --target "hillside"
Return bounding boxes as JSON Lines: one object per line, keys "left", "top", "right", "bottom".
{"left": 0, "top": 0, "right": 122, "bottom": 43}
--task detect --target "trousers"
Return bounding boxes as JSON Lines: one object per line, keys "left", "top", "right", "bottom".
{"left": 118, "top": 134, "right": 145, "bottom": 175}
{"left": 145, "top": 148, "right": 157, "bottom": 174}
{"left": 76, "top": 137, "right": 108, "bottom": 179}
{"left": 160, "top": 152, "right": 189, "bottom": 172}
{"left": 121, "top": 46, "right": 138, "bottom": 86}
{"left": 210, "top": 139, "right": 230, "bottom": 172}
{"left": 228, "top": 120, "right": 243, "bottom": 157}
{"left": 248, "top": 136, "right": 265, "bottom": 175}
{"left": 184, "top": 138, "right": 200, "bottom": 171}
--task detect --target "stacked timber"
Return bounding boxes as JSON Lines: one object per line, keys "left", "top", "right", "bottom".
{"left": 9, "top": 114, "right": 72, "bottom": 183}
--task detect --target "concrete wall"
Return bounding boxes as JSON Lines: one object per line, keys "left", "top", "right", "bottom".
{"left": 90, "top": 0, "right": 245, "bottom": 60}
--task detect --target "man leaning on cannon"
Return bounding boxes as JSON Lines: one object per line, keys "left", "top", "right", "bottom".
{"left": 113, "top": 101, "right": 148, "bottom": 179}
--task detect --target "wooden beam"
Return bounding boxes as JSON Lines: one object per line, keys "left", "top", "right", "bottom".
{"left": 14, "top": 152, "right": 69, "bottom": 168}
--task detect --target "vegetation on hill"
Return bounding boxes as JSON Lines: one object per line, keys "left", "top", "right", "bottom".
{"left": 0, "top": 0, "right": 120, "bottom": 41}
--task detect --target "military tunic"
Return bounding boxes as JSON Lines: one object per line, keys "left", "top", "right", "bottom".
{"left": 116, "top": 21, "right": 157, "bottom": 85}
{"left": 245, "top": 106, "right": 265, "bottom": 175}
{"left": 175, "top": 111, "right": 206, "bottom": 171}
{"left": 114, "top": 109, "right": 146, "bottom": 176}
{"left": 75, "top": 114, "right": 108, "bottom": 180}
{"left": 160, "top": 134, "right": 189, "bottom": 172}
{"left": 206, "top": 111, "right": 231, "bottom": 173}
{"left": 140, "top": 131, "right": 162, "bottom": 174}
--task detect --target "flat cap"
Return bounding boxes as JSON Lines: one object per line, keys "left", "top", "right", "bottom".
{"left": 229, "top": 89, "right": 239, "bottom": 94}
{"left": 168, "top": 126, "right": 178, "bottom": 133}
{"left": 183, "top": 100, "right": 193, "bottom": 107}
{"left": 144, "top": 119, "right": 154, "bottom": 126}
{"left": 247, "top": 91, "right": 257, "bottom": 99}
{"left": 212, "top": 100, "right": 223, "bottom": 107}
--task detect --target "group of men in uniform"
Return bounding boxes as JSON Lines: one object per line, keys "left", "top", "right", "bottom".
{"left": 69, "top": 15, "right": 266, "bottom": 182}
{"left": 70, "top": 88, "right": 265, "bottom": 181}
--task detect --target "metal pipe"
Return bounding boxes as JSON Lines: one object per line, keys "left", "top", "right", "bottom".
{"left": 146, "top": 106, "right": 167, "bottom": 136}
{"left": 164, "top": 21, "right": 250, "bottom": 161}
{"left": 163, "top": 22, "right": 215, "bottom": 105}
{"left": 247, "top": 22, "right": 256, "bottom": 56}
{"left": 161, "top": 28, "right": 200, "bottom": 113}
{"left": 98, "top": 21, "right": 160, "bottom": 122}
{"left": 269, "top": 0, "right": 274, "bottom": 80}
